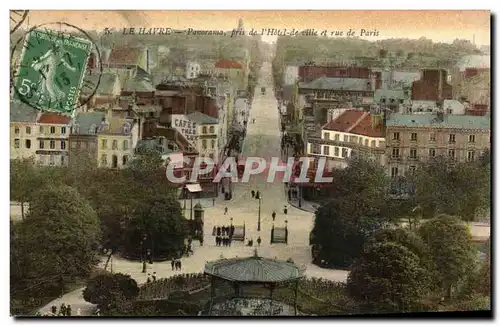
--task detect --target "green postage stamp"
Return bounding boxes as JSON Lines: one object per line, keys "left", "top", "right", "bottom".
{"left": 13, "top": 28, "right": 92, "bottom": 114}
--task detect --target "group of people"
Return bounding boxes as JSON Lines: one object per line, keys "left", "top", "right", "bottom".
{"left": 43, "top": 303, "right": 80, "bottom": 316}
{"left": 213, "top": 225, "right": 235, "bottom": 247}
{"left": 146, "top": 272, "right": 157, "bottom": 283}
{"left": 170, "top": 259, "right": 183, "bottom": 271}
{"left": 139, "top": 273, "right": 210, "bottom": 301}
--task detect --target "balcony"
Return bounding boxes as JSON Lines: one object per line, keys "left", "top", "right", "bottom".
{"left": 407, "top": 156, "right": 420, "bottom": 161}
{"left": 389, "top": 156, "right": 402, "bottom": 162}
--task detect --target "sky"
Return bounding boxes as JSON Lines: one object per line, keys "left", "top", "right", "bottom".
{"left": 15, "top": 10, "right": 490, "bottom": 45}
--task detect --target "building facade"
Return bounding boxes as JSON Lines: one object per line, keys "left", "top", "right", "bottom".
{"left": 385, "top": 113, "right": 490, "bottom": 177}
{"left": 10, "top": 101, "right": 39, "bottom": 161}
{"left": 36, "top": 113, "right": 72, "bottom": 166}
{"left": 68, "top": 112, "right": 106, "bottom": 168}
{"left": 97, "top": 118, "right": 139, "bottom": 169}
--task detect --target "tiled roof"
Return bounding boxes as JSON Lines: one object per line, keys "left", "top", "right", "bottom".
{"left": 215, "top": 59, "right": 242, "bottom": 69}
{"left": 122, "top": 77, "right": 155, "bottom": 92}
{"left": 10, "top": 100, "right": 38, "bottom": 123}
{"left": 187, "top": 111, "right": 219, "bottom": 125}
{"left": 323, "top": 110, "right": 384, "bottom": 138}
{"left": 38, "top": 112, "right": 71, "bottom": 125}
{"left": 386, "top": 113, "right": 491, "bottom": 130}
{"left": 73, "top": 112, "right": 106, "bottom": 135}
{"left": 108, "top": 47, "right": 144, "bottom": 66}
{"left": 299, "top": 76, "right": 370, "bottom": 91}
{"left": 204, "top": 256, "right": 305, "bottom": 283}
{"left": 81, "top": 72, "right": 120, "bottom": 96}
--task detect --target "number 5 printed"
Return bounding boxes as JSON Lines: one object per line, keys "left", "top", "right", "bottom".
{"left": 18, "top": 78, "right": 35, "bottom": 99}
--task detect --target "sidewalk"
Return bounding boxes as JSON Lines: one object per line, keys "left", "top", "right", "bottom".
{"left": 287, "top": 197, "right": 318, "bottom": 214}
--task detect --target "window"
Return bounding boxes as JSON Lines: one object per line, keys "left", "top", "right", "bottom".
{"left": 429, "top": 148, "right": 436, "bottom": 157}
{"left": 123, "top": 140, "right": 129, "bottom": 150}
{"left": 122, "top": 155, "right": 129, "bottom": 166}
{"left": 211, "top": 139, "right": 216, "bottom": 148}
{"left": 112, "top": 140, "right": 118, "bottom": 150}
{"left": 393, "top": 132, "right": 400, "bottom": 140}
{"left": 469, "top": 135, "right": 476, "bottom": 143}
{"left": 209, "top": 126, "right": 215, "bottom": 133}
{"left": 203, "top": 126, "right": 207, "bottom": 134}
{"left": 26, "top": 126, "right": 31, "bottom": 134}
{"left": 391, "top": 167, "right": 399, "bottom": 177}
{"left": 14, "top": 126, "right": 20, "bottom": 134}
{"left": 101, "top": 139, "right": 108, "bottom": 149}
{"left": 341, "top": 148, "right": 348, "bottom": 158}
{"left": 350, "top": 136, "right": 357, "bottom": 143}
{"left": 410, "top": 133, "right": 417, "bottom": 141}
{"left": 364, "top": 139, "right": 369, "bottom": 146}
{"left": 392, "top": 148, "right": 400, "bottom": 158}
{"left": 14, "top": 139, "right": 20, "bottom": 148}
{"left": 371, "top": 140, "right": 376, "bottom": 147}
{"left": 50, "top": 126, "right": 56, "bottom": 134}
{"left": 101, "top": 154, "right": 107, "bottom": 166}
{"left": 39, "top": 126, "right": 44, "bottom": 134}
{"left": 334, "top": 147, "right": 339, "bottom": 156}
{"left": 323, "top": 146, "right": 330, "bottom": 156}
{"left": 112, "top": 155, "right": 118, "bottom": 168}
{"left": 343, "top": 135, "right": 348, "bottom": 142}
{"left": 61, "top": 127, "right": 66, "bottom": 134}
{"left": 448, "top": 149, "right": 455, "bottom": 159}
{"left": 449, "top": 134, "right": 456, "bottom": 143}
{"left": 25, "top": 139, "right": 31, "bottom": 149}
{"left": 359, "top": 138, "right": 363, "bottom": 145}
{"left": 467, "top": 151, "right": 475, "bottom": 161}
{"left": 61, "top": 140, "right": 66, "bottom": 150}
{"left": 324, "top": 132, "right": 330, "bottom": 140}
{"left": 334, "top": 134, "right": 340, "bottom": 141}
{"left": 39, "top": 140, "right": 44, "bottom": 149}
{"left": 50, "top": 140, "right": 55, "bottom": 149}
{"left": 429, "top": 133, "right": 436, "bottom": 141}
{"left": 410, "top": 148, "right": 417, "bottom": 158}
{"left": 49, "top": 155, "right": 55, "bottom": 166}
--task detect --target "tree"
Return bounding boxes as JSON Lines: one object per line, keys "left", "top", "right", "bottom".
{"left": 418, "top": 215, "right": 476, "bottom": 299}
{"left": 411, "top": 156, "right": 490, "bottom": 220}
{"left": 347, "top": 242, "right": 429, "bottom": 313}
{"left": 11, "top": 185, "right": 101, "bottom": 298}
{"left": 10, "top": 158, "right": 37, "bottom": 220}
{"left": 122, "top": 184, "right": 187, "bottom": 260}
{"left": 311, "top": 157, "right": 392, "bottom": 268}
{"left": 83, "top": 273, "right": 139, "bottom": 310}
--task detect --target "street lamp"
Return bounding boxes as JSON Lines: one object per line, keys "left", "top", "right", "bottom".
{"left": 255, "top": 192, "right": 262, "bottom": 232}
{"left": 141, "top": 235, "right": 147, "bottom": 273}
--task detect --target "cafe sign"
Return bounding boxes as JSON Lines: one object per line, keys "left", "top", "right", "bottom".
{"left": 172, "top": 115, "right": 197, "bottom": 146}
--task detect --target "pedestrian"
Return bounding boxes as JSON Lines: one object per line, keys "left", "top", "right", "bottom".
{"left": 272, "top": 211, "right": 276, "bottom": 221}
{"left": 152, "top": 272, "right": 157, "bottom": 282}
{"left": 51, "top": 305, "right": 57, "bottom": 315}
{"left": 200, "top": 237, "right": 204, "bottom": 246}
{"left": 59, "top": 303, "right": 66, "bottom": 316}
{"left": 178, "top": 260, "right": 182, "bottom": 271}
{"left": 224, "top": 207, "right": 228, "bottom": 215}
{"left": 171, "top": 259, "right": 175, "bottom": 271}
{"left": 230, "top": 225, "right": 235, "bottom": 237}
{"left": 251, "top": 190, "right": 255, "bottom": 198}
{"left": 217, "top": 226, "right": 221, "bottom": 236}
{"left": 212, "top": 226, "right": 216, "bottom": 236}
{"left": 228, "top": 237, "right": 232, "bottom": 247}
{"left": 66, "top": 305, "right": 72, "bottom": 316}
{"left": 215, "top": 236, "right": 220, "bottom": 246}
{"left": 284, "top": 205, "right": 288, "bottom": 215}
{"left": 76, "top": 308, "right": 81, "bottom": 316}
{"left": 147, "top": 274, "right": 151, "bottom": 283}
{"left": 253, "top": 118, "right": 255, "bottom": 124}
{"left": 222, "top": 186, "right": 225, "bottom": 194}
{"left": 257, "top": 236, "right": 262, "bottom": 247}
{"left": 256, "top": 191, "right": 260, "bottom": 199}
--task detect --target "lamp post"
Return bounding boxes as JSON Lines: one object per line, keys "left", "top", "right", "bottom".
{"left": 141, "top": 235, "right": 147, "bottom": 273}
{"left": 256, "top": 193, "right": 262, "bottom": 232}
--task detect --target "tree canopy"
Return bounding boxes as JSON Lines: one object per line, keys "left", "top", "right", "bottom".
{"left": 347, "top": 242, "right": 429, "bottom": 313}
{"left": 83, "top": 273, "right": 139, "bottom": 310}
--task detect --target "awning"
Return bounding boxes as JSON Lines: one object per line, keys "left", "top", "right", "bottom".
{"left": 186, "top": 183, "right": 203, "bottom": 193}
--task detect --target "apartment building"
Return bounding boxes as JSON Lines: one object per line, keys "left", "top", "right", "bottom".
{"left": 97, "top": 117, "right": 139, "bottom": 169}
{"left": 10, "top": 101, "right": 39, "bottom": 160}
{"left": 385, "top": 112, "right": 490, "bottom": 177}
{"left": 36, "top": 113, "right": 72, "bottom": 166}
{"left": 188, "top": 111, "right": 220, "bottom": 163}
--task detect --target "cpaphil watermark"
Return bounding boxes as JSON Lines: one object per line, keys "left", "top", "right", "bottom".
{"left": 165, "top": 156, "right": 334, "bottom": 184}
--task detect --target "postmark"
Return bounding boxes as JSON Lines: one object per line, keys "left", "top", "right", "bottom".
{"left": 11, "top": 22, "right": 103, "bottom": 114}
{"left": 10, "top": 10, "right": 29, "bottom": 34}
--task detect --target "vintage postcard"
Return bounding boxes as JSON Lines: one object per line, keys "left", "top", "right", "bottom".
{"left": 9, "top": 10, "right": 491, "bottom": 317}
